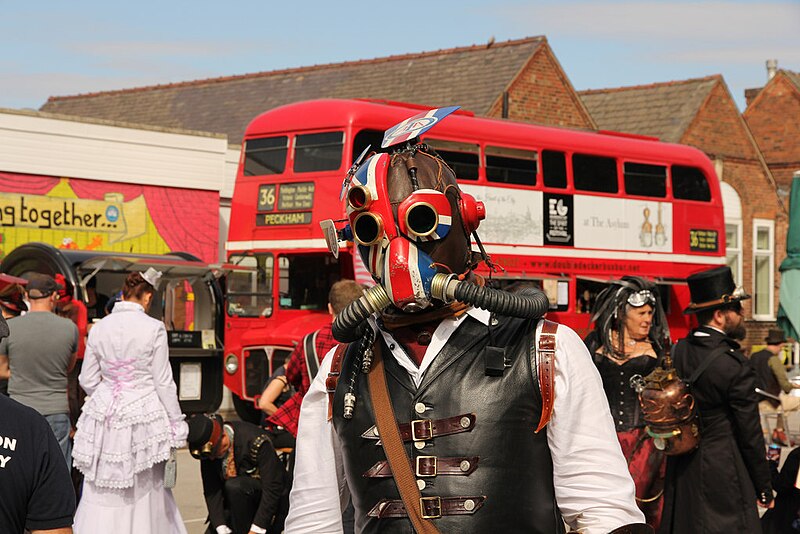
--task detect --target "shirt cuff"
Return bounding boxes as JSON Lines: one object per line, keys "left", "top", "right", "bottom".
{"left": 250, "top": 525, "right": 267, "bottom": 534}
{"left": 215, "top": 526, "right": 233, "bottom": 534}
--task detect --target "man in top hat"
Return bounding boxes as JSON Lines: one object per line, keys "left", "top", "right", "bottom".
{"left": 0, "top": 273, "right": 78, "bottom": 467}
{"left": 750, "top": 328, "right": 800, "bottom": 446}
{"left": 660, "top": 266, "right": 773, "bottom": 533}
{"left": 186, "top": 413, "right": 286, "bottom": 534}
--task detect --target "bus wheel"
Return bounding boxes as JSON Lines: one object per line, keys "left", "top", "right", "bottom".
{"left": 232, "top": 393, "right": 261, "bottom": 425}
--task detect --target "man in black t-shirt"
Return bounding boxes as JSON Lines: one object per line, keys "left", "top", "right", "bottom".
{"left": 0, "top": 393, "right": 75, "bottom": 533}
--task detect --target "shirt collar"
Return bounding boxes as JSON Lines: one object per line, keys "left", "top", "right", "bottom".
{"left": 112, "top": 301, "right": 144, "bottom": 313}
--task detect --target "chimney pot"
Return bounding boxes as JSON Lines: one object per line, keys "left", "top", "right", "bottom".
{"left": 767, "top": 59, "right": 778, "bottom": 81}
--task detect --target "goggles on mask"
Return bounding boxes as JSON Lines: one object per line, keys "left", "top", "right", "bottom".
{"left": 627, "top": 289, "right": 656, "bottom": 308}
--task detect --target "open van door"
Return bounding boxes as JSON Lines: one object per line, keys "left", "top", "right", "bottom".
{"left": 0, "top": 243, "right": 224, "bottom": 414}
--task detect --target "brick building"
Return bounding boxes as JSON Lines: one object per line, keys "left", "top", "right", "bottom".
{"left": 580, "top": 76, "right": 787, "bottom": 347}
{"left": 744, "top": 67, "right": 800, "bottom": 194}
{"left": 40, "top": 36, "right": 595, "bottom": 142}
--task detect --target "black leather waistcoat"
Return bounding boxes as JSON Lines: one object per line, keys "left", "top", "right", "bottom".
{"left": 332, "top": 316, "right": 564, "bottom": 534}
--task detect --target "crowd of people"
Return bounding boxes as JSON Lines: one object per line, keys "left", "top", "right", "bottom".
{"left": 0, "top": 194, "right": 798, "bottom": 532}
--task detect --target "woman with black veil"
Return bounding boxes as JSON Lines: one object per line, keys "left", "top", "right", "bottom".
{"left": 585, "top": 276, "right": 669, "bottom": 529}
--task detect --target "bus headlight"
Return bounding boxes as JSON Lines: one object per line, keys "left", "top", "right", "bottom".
{"left": 225, "top": 353, "right": 239, "bottom": 374}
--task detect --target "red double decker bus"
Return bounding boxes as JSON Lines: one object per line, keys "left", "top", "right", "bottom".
{"left": 223, "top": 98, "right": 725, "bottom": 421}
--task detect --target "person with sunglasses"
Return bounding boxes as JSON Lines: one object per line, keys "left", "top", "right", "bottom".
{"left": 660, "top": 266, "right": 773, "bottom": 534}
{"left": 586, "top": 276, "right": 670, "bottom": 529}
{"left": 186, "top": 413, "right": 286, "bottom": 534}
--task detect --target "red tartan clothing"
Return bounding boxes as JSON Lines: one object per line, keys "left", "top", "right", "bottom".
{"left": 267, "top": 322, "right": 338, "bottom": 437}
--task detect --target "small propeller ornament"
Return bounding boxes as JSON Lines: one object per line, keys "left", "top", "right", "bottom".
{"left": 340, "top": 144, "right": 372, "bottom": 201}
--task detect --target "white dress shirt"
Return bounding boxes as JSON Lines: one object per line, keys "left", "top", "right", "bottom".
{"left": 285, "top": 309, "right": 644, "bottom": 533}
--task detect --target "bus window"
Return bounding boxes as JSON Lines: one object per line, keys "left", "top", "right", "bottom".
{"left": 573, "top": 154, "right": 619, "bottom": 193}
{"left": 624, "top": 162, "right": 667, "bottom": 198}
{"left": 426, "top": 139, "right": 480, "bottom": 180}
{"left": 294, "top": 132, "right": 344, "bottom": 173}
{"left": 244, "top": 136, "right": 288, "bottom": 176}
{"left": 542, "top": 150, "right": 567, "bottom": 188}
{"left": 278, "top": 253, "right": 339, "bottom": 310}
{"left": 575, "top": 279, "right": 609, "bottom": 314}
{"left": 353, "top": 129, "right": 384, "bottom": 162}
{"left": 226, "top": 254, "right": 273, "bottom": 317}
{"left": 485, "top": 146, "right": 537, "bottom": 186}
{"left": 672, "top": 165, "right": 711, "bottom": 201}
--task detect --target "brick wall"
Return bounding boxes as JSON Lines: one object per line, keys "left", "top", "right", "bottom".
{"left": 681, "top": 82, "right": 758, "bottom": 160}
{"left": 744, "top": 73, "right": 800, "bottom": 192}
{"left": 486, "top": 46, "right": 594, "bottom": 129}
{"left": 679, "top": 81, "right": 787, "bottom": 349}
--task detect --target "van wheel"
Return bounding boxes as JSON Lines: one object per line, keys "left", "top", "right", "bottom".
{"left": 232, "top": 393, "right": 261, "bottom": 424}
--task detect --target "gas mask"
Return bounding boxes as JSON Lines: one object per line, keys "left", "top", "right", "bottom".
{"left": 343, "top": 149, "right": 484, "bottom": 312}
{"left": 321, "top": 107, "right": 550, "bottom": 343}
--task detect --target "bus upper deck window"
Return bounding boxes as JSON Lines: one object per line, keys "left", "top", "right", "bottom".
{"left": 542, "top": 150, "right": 567, "bottom": 188}
{"left": 244, "top": 136, "right": 288, "bottom": 176}
{"left": 485, "top": 146, "right": 537, "bottom": 186}
{"left": 573, "top": 154, "right": 618, "bottom": 193}
{"left": 425, "top": 139, "right": 479, "bottom": 180}
{"left": 624, "top": 162, "right": 667, "bottom": 198}
{"left": 294, "top": 132, "right": 344, "bottom": 173}
{"left": 353, "top": 130, "right": 384, "bottom": 162}
{"left": 672, "top": 165, "right": 711, "bottom": 201}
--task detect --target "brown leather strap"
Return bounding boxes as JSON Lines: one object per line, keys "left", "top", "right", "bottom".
{"left": 326, "top": 344, "right": 348, "bottom": 421}
{"left": 360, "top": 413, "right": 477, "bottom": 442}
{"left": 363, "top": 456, "right": 480, "bottom": 478}
{"left": 367, "top": 341, "right": 441, "bottom": 534}
{"left": 535, "top": 320, "right": 558, "bottom": 433}
{"left": 367, "top": 496, "right": 486, "bottom": 518}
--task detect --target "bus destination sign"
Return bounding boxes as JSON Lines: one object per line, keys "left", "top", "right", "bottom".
{"left": 689, "top": 229, "right": 719, "bottom": 252}
{"left": 278, "top": 182, "right": 315, "bottom": 211}
{"left": 256, "top": 182, "right": 315, "bottom": 226}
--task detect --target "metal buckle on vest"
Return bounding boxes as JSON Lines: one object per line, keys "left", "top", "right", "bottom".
{"left": 411, "top": 419, "right": 433, "bottom": 441}
{"left": 415, "top": 455, "right": 437, "bottom": 477}
{"left": 420, "top": 496, "right": 442, "bottom": 519}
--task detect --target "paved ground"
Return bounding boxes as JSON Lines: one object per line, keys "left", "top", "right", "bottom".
{"left": 174, "top": 447, "right": 208, "bottom": 534}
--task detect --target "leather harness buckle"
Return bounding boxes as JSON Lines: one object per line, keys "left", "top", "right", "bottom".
{"left": 415, "top": 455, "right": 437, "bottom": 477}
{"left": 419, "top": 496, "right": 442, "bottom": 519}
{"left": 411, "top": 419, "right": 433, "bottom": 441}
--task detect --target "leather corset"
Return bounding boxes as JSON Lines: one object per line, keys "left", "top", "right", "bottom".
{"left": 596, "top": 355, "right": 659, "bottom": 432}
{"left": 332, "top": 316, "right": 564, "bottom": 534}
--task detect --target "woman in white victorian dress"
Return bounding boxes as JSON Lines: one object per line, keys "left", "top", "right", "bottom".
{"left": 73, "top": 269, "right": 188, "bottom": 533}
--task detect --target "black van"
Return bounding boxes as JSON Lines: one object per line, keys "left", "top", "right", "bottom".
{"left": 0, "top": 242, "right": 223, "bottom": 414}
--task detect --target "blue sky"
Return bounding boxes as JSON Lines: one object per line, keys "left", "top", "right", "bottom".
{"left": 1, "top": 1, "right": 797, "bottom": 112}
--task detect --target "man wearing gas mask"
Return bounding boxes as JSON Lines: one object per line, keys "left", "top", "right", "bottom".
{"left": 285, "top": 108, "right": 648, "bottom": 534}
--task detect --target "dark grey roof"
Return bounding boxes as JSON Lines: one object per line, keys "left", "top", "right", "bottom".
{"left": 579, "top": 76, "right": 720, "bottom": 142}
{"left": 41, "top": 37, "right": 545, "bottom": 145}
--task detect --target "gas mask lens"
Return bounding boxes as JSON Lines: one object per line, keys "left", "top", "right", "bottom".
{"left": 353, "top": 212, "right": 384, "bottom": 246}
{"left": 398, "top": 190, "right": 452, "bottom": 241}
{"left": 405, "top": 202, "right": 438, "bottom": 237}
{"left": 347, "top": 185, "right": 372, "bottom": 211}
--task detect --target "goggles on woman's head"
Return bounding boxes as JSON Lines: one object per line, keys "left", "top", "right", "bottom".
{"left": 627, "top": 289, "right": 656, "bottom": 308}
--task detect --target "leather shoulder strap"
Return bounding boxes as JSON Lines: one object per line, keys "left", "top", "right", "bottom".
{"left": 535, "top": 319, "right": 558, "bottom": 433}
{"left": 368, "top": 342, "right": 441, "bottom": 534}
{"left": 304, "top": 331, "right": 320, "bottom": 381}
{"left": 326, "top": 343, "right": 348, "bottom": 421}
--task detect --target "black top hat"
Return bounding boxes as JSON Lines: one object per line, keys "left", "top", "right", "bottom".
{"left": 187, "top": 414, "right": 223, "bottom": 454}
{"left": 683, "top": 266, "right": 750, "bottom": 315}
{"left": 766, "top": 329, "right": 787, "bottom": 345}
